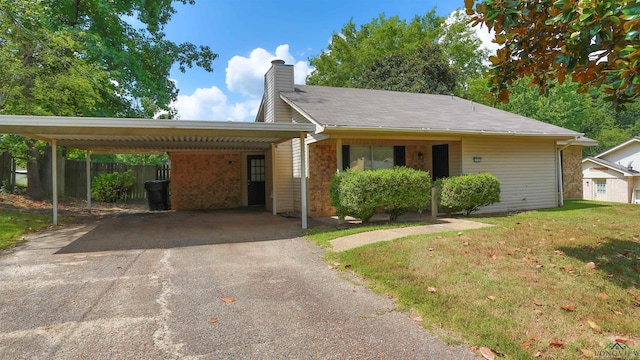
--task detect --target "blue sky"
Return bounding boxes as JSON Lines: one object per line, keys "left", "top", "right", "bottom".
{"left": 162, "top": 0, "right": 478, "bottom": 121}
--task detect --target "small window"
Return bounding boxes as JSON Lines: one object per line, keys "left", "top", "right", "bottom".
{"left": 595, "top": 180, "right": 606, "bottom": 194}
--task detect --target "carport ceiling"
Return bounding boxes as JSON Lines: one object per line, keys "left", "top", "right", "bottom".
{"left": 0, "top": 115, "right": 315, "bottom": 152}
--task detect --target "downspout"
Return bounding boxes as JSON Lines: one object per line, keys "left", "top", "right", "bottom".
{"left": 557, "top": 136, "right": 579, "bottom": 207}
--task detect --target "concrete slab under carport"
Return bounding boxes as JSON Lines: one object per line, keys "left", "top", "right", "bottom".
{"left": 55, "top": 208, "right": 303, "bottom": 254}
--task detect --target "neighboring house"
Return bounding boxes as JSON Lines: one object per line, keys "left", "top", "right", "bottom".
{"left": 582, "top": 137, "right": 640, "bottom": 204}
{"left": 169, "top": 60, "right": 590, "bottom": 217}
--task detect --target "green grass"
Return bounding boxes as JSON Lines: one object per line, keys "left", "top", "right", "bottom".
{"left": 0, "top": 210, "right": 51, "bottom": 250}
{"left": 315, "top": 201, "right": 640, "bottom": 359}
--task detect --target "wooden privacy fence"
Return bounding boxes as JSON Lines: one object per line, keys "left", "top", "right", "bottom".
{"left": 64, "top": 161, "right": 170, "bottom": 201}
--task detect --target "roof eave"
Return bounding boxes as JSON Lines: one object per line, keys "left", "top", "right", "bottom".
{"left": 320, "top": 125, "right": 580, "bottom": 138}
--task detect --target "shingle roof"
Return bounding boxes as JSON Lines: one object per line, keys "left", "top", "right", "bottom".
{"left": 583, "top": 156, "right": 639, "bottom": 175}
{"left": 280, "top": 85, "right": 581, "bottom": 137}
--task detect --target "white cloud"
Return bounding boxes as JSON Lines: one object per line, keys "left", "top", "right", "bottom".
{"left": 226, "top": 44, "right": 313, "bottom": 98}
{"left": 172, "top": 86, "right": 260, "bottom": 122}
{"left": 446, "top": 10, "right": 501, "bottom": 56}
{"left": 173, "top": 44, "right": 313, "bottom": 122}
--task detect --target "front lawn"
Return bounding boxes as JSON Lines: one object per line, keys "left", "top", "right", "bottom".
{"left": 0, "top": 210, "right": 51, "bottom": 249}
{"left": 320, "top": 201, "right": 640, "bottom": 359}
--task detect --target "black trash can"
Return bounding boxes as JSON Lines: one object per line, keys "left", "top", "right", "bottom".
{"left": 144, "top": 180, "right": 170, "bottom": 210}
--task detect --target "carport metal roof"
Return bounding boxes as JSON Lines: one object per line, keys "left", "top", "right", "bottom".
{"left": 0, "top": 115, "right": 315, "bottom": 228}
{"left": 0, "top": 115, "right": 315, "bottom": 152}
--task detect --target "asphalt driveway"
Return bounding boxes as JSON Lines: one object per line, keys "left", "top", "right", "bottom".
{"left": 0, "top": 209, "right": 476, "bottom": 359}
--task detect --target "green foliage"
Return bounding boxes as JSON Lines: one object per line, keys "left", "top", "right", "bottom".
{"left": 91, "top": 170, "right": 135, "bottom": 203}
{"left": 359, "top": 42, "right": 459, "bottom": 95}
{"left": 439, "top": 173, "right": 501, "bottom": 216}
{"left": 307, "top": 11, "right": 487, "bottom": 94}
{"left": 330, "top": 167, "right": 431, "bottom": 223}
{"left": 0, "top": 0, "right": 215, "bottom": 198}
{"left": 66, "top": 151, "right": 168, "bottom": 166}
{"left": 467, "top": 0, "right": 640, "bottom": 108}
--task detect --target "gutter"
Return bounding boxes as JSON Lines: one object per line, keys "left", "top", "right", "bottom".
{"left": 320, "top": 125, "right": 582, "bottom": 138}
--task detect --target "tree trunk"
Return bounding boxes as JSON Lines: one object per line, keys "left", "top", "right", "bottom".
{"left": 25, "top": 141, "right": 54, "bottom": 200}
{"left": 26, "top": 140, "right": 45, "bottom": 200}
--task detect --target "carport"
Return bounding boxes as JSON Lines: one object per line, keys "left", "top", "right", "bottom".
{"left": 0, "top": 115, "right": 315, "bottom": 228}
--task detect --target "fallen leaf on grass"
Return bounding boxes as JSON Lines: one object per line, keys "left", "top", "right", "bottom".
{"left": 534, "top": 351, "right": 542, "bottom": 357}
{"left": 533, "top": 300, "right": 543, "bottom": 306}
{"left": 427, "top": 287, "right": 437, "bottom": 293}
{"left": 560, "top": 305, "right": 575, "bottom": 312}
{"left": 209, "top": 317, "right": 219, "bottom": 324}
{"left": 598, "top": 292, "right": 609, "bottom": 300}
{"left": 613, "top": 310, "right": 623, "bottom": 315}
{"left": 587, "top": 320, "right": 602, "bottom": 332}
{"left": 585, "top": 262, "right": 596, "bottom": 270}
{"left": 411, "top": 316, "right": 424, "bottom": 322}
{"left": 521, "top": 341, "right": 532, "bottom": 349}
{"left": 616, "top": 338, "right": 635, "bottom": 346}
{"left": 580, "top": 349, "right": 594, "bottom": 357}
{"left": 463, "top": 241, "right": 469, "bottom": 246}
{"left": 486, "top": 295, "right": 496, "bottom": 301}
{"left": 221, "top": 297, "right": 236, "bottom": 303}
{"left": 526, "top": 333, "right": 538, "bottom": 340}
{"left": 479, "top": 346, "right": 496, "bottom": 360}
{"left": 554, "top": 250, "right": 565, "bottom": 256}
{"left": 522, "top": 257, "right": 537, "bottom": 262}
{"left": 535, "top": 264, "right": 544, "bottom": 270}
{"left": 549, "top": 341, "right": 564, "bottom": 348}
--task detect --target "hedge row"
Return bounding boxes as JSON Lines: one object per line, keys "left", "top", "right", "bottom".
{"left": 330, "top": 167, "right": 431, "bottom": 223}
{"left": 437, "top": 173, "right": 501, "bottom": 216}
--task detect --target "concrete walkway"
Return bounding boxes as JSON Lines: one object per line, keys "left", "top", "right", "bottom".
{"left": 330, "top": 218, "right": 493, "bottom": 252}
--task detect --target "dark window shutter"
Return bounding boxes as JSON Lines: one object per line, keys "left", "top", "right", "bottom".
{"left": 393, "top": 146, "right": 406, "bottom": 167}
{"left": 342, "top": 145, "right": 350, "bottom": 170}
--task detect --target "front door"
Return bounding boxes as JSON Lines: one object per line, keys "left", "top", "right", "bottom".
{"left": 432, "top": 144, "right": 449, "bottom": 180}
{"left": 247, "top": 155, "right": 266, "bottom": 206}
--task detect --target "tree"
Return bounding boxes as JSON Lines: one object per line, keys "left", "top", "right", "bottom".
{"left": 0, "top": 0, "right": 216, "bottom": 199}
{"left": 358, "top": 42, "right": 459, "bottom": 94}
{"left": 307, "top": 10, "right": 489, "bottom": 95}
{"left": 307, "top": 12, "right": 442, "bottom": 87}
{"left": 465, "top": 0, "right": 640, "bottom": 109}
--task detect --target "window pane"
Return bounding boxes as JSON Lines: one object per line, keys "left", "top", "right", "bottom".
{"left": 596, "top": 180, "right": 606, "bottom": 194}
{"left": 349, "top": 145, "right": 370, "bottom": 170}
{"left": 372, "top": 146, "right": 394, "bottom": 169}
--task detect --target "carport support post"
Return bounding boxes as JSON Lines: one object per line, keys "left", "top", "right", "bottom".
{"left": 86, "top": 150, "right": 91, "bottom": 211}
{"left": 52, "top": 140, "right": 58, "bottom": 225}
{"left": 300, "top": 134, "right": 308, "bottom": 229}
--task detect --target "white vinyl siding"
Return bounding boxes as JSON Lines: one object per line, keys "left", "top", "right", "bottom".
{"left": 599, "top": 141, "right": 640, "bottom": 169}
{"left": 265, "top": 149, "right": 273, "bottom": 212}
{"left": 274, "top": 140, "right": 294, "bottom": 212}
{"left": 263, "top": 64, "right": 294, "bottom": 123}
{"left": 462, "top": 136, "right": 558, "bottom": 213}
{"left": 292, "top": 137, "right": 301, "bottom": 212}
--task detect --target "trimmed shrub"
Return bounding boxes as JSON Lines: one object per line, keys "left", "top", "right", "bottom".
{"left": 330, "top": 167, "right": 431, "bottom": 223}
{"left": 439, "top": 173, "right": 501, "bottom": 216}
{"left": 91, "top": 170, "right": 135, "bottom": 203}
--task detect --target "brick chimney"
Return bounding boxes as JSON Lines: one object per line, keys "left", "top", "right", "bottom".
{"left": 263, "top": 59, "right": 293, "bottom": 123}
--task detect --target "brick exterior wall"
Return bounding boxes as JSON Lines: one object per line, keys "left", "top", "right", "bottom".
{"left": 562, "top": 146, "right": 584, "bottom": 200}
{"left": 308, "top": 143, "right": 337, "bottom": 217}
{"left": 169, "top": 153, "right": 242, "bottom": 210}
{"left": 406, "top": 144, "right": 430, "bottom": 172}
